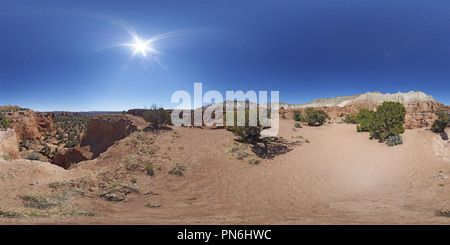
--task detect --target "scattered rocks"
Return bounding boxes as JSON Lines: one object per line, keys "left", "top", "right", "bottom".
{"left": 430, "top": 173, "right": 448, "bottom": 180}
{"left": 145, "top": 203, "right": 161, "bottom": 208}
{"left": 100, "top": 193, "right": 126, "bottom": 202}
{"left": 29, "top": 181, "right": 39, "bottom": 186}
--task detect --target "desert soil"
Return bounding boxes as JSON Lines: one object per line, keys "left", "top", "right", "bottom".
{"left": 1, "top": 119, "right": 450, "bottom": 224}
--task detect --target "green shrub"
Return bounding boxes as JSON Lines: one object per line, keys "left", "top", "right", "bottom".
{"left": 225, "top": 110, "right": 262, "bottom": 144}
{"left": 369, "top": 102, "right": 406, "bottom": 141}
{"left": 142, "top": 104, "right": 171, "bottom": 131}
{"left": 356, "top": 108, "right": 376, "bottom": 132}
{"left": 354, "top": 102, "right": 406, "bottom": 142}
{"left": 248, "top": 157, "right": 260, "bottom": 165}
{"left": 169, "top": 162, "right": 185, "bottom": 176}
{"left": 304, "top": 108, "right": 329, "bottom": 126}
{"left": 145, "top": 162, "right": 154, "bottom": 175}
{"left": 294, "top": 122, "right": 302, "bottom": 128}
{"left": 293, "top": 110, "right": 302, "bottom": 121}
{"left": 386, "top": 135, "right": 403, "bottom": 146}
{"left": 236, "top": 151, "right": 249, "bottom": 160}
{"left": 431, "top": 110, "right": 450, "bottom": 134}
{"left": 343, "top": 114, "right": 359, "bottom": 124}
{"left": 2, "top": 155, "right": 10, "bottom": 161}
{"left": 27, "top": 152, "right": 41, "bottom": 161}
{"left": 0, "top": 114, "right": 10, "bottom": 129}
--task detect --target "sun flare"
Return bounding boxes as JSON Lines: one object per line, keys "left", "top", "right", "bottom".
{"left": 125, "top": 36, "right": 158, "bottom": 58}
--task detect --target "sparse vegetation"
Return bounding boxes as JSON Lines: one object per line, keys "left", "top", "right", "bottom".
{"left": 169, "top": 161, "right": 185, "bottom": 176}
{"left": 1, "top": 155, "right": 9, "bottom": 161}
{"left": 53, "top": 113, "right": 92, "bottom": 149}
{"left": 142, "top": 104, "right": 171, "bottom": 132}
{"left": 225, "top": 109, "right": 263, "bottom": 144}
{"left": 0, "top": 113, "right": 11, "bottom": 129}
{"left": 386, "top": 135, "right": 403, "bottom": 147}
{"left": 21, "top": 191, "right": 77, "bottom": 209}
{"left": 294, "top": 122, "right": 302, "bottom": 128}
{"left": 248, "top": 157, "right": 260, "bottom": 165}
{"left": 27, "top": 152, "right": 42, "bottom": 161}
{"left": 145, "top": 162, "right": 154, "bottom": 175}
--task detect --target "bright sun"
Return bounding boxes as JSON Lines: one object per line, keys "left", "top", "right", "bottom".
{"left": 126, "top": 36, "right": 157, "bottom": 58}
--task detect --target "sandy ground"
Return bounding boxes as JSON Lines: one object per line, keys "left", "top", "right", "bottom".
{"left": 1, "top": 119, "right": 450, "bottom": 224}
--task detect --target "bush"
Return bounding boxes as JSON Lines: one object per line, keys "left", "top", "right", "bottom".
{"left": 369, "top": 102, "right": 406, "bottom": 141}
{"left": 248, "top": 157, "right": 260, "bottom": 165}
{"left": 2, "top": 155, "right": 10, "bottom": 161}
{"left": 169, "top": 162, "right": 185, "bottom": 176}
{"left": 354, "top": 102, "right": 406, "bottom": 142}
{"left": 0, "top": 114, "right": 10, "bottom": 129}
{"left": 386, "top": 135, "right": 403, "bottom": 146}
{"left": 145, "top": 162, "right": 154, "bottom": 175}
{"left": 293, "top": 110, "right": 302, "bottom": 121}
{"left": 142, "top": 104, "right": 171, "bottom": 131}
{"left": 225, "top": 110, "right": 263, "bottom": 144}
{"left": 431, "top": 110, "right": 450, "bottom": 134}
{"left": 356, "top": 108, "right": 376, "bottom": 132}
{"left": 294, "top": 122, "right": 302, "bottom": 128}
{"left": 343, "top": 114, "right": 358, "bottom": 124}
{"left": 304, "top": 108, "right": 329, "bottom": 126}
{"left": 27, "top": 152, "right": 41, "bottom": 161}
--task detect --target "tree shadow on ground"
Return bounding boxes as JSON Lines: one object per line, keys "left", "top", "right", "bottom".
{"left": 143, "top": 125, "right": 173, "bottom": 133}
{"left": 441, "top": 131, "right": 449, "bottom": 141}
{"left": 248, "top": 138, "right": 301, "bottom": 159}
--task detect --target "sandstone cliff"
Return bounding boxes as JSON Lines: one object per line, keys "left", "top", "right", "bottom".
{"left": 2, "top": 109, "right": 54, "bottom": 142}
{"left": 52, "top": 115, "right": 138, "bottom": 169}
{"left": 0, "top": 129, "right": 20, "bottom": 160}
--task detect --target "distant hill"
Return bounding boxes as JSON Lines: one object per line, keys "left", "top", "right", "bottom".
{"left": 280, "top": 91, "right": 440, "bottom": 109}
{"left": 49, "top": 111, "right": 123, "bottom": 115}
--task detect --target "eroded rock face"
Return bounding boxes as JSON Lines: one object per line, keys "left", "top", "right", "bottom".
{"left": 81, "top": 115, "right": 137, "bottom": 158}
{"left": 4, "top": 110, "right": 54, "bottom": 142}
{"left": 0, "top": 129, "right": 20, "bottom": 160}
{"left": 52, "top": 115, "right": 137, "bottom": 169}
{"left": 51, "top": 146, "right": 93, "bottom": 169}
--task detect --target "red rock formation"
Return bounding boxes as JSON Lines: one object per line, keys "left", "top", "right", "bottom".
{"left": 0, "top": 129, "right": 20, "bottom": 160}
{"left": 51, "top": 115, "right": 137, "bottom": 169}
{"left": 4, "top": 110, "right": 54, "bottom": 142}
{"left": 51, "top": 146, "right": 93, "bottom": 169}
{"left": 81, "top": 115, "right": 137, "bottom": 158}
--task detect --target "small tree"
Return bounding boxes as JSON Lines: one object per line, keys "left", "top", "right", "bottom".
{"left": 225, "top": 110, "right": 263, "bottom": 144}
{"left": 304, "top": 108, "right": 329, "bottom": 126}
{"left": 142, "top": 104, "right": 171, "bottom": 132}
{"left": 431, "top": 110, "right": 450, "bottom": 140}
{"left": 343, "top": 114, "right": 358, "bottom": 124}
{"left": 0, "top": 114, "right": 11, "bottom": 129}
{"left": 369, "top": 102, "right": 406, "bottom": 141}
{"left": 293, "top": 110, "right": 302, "bottom": 121}
{"left": 431, "top": 110, "right": 450, "bottom": 133}
{"left": 356, "top": 108, "right": 376, "bottom": 132}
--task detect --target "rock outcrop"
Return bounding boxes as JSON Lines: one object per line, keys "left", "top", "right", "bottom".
{"left": 51, "top": 115, "right": 137, "bottom": 169}
{"left": 81, "top": 115, "right": 137, "bottom": 158}
{"left": 0, "top": 129, "right": 20, "bottom": 160}
{"left": 51, "top": 146, "right": 93, "bottom": 169}
{"left": 2, "top": 109, "right": 55, "bottom": 142}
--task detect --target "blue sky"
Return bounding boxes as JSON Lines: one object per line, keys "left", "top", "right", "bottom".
{"left": 1, "top": 0, "right": 450, "bottom": 111}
